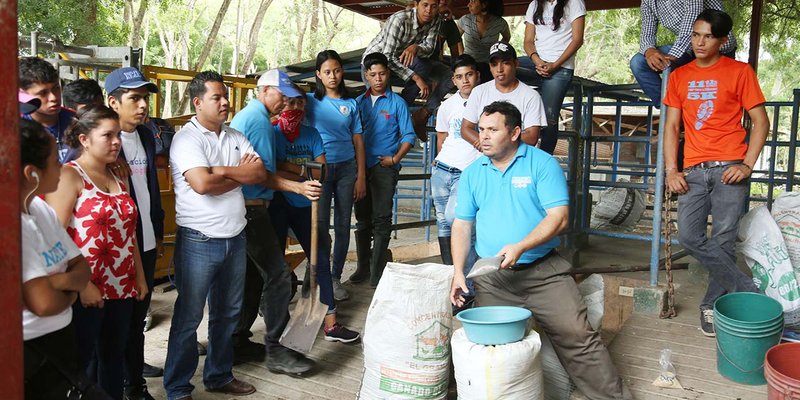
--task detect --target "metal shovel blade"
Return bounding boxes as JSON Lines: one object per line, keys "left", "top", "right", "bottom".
{"left": 466, "top": 255, "right": 505, "bottom": 279}
{"left": 279, "top": 275, "right": 328, "bottom": 354}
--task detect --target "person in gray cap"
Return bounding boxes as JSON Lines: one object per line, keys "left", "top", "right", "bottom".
{"left": 460, "top": 41, "right": 547, "bottom": 150}
{"left": 104, "top": 66, "right": 166, "bottom": 400}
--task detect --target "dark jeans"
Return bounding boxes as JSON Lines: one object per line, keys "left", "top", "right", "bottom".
{"left": 269, "top": 193, "right": 336, "bottom": 312}
{"left": 74, "top": 298, "right": 135, "bottom": 400}
{"left": 677, "top": 164, "right": 759, "bottom": 309}
{"left": 125, "top": 248, "right": 156, "bottom": 389}
{"left": 24, "top": 323, "right": 90, "bottom": 400}
{"left": 319, "top": 159, "right": 357, "bottom": 280}
{"left": 163, "top": 227, "right": 246, "bottom": 400}
{"left": 399, "top": 57, "right": 454, "bottom": 113}
{"left": 530, "top": 67, "right": 574, "bottom": 154}
{"left": 234, "top": 205, "right": 293, "bottom": 352}
{"left": 475, "top": 255, "right": 630, "bottom": 399}
{"left": 354, "top": 165, "right": 399, "bottom": 282}
{"left": 629, "top": 45, "right": 694, "bottom": 107}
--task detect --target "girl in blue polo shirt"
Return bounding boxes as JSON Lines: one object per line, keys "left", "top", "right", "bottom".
{"left": 270, "top": 94, "right": 361, "bottom": 343}
{"left": 305, "top": 50, "right": 366, "bottom": 301}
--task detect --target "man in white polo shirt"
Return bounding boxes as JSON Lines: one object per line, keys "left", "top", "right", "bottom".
{"left": 164, "top": 71, "right": 267, "bottom": 400}
{"left": 461, "top": 41, "right": 547, "bottom": 148}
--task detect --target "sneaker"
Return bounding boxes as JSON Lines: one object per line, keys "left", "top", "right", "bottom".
{"left": 700, "top": 308, "right": 715, "bottom": 337}
{"left": 233, "top": 340, "right": 266, "bottom": 365}
{"left": 324, "top": 323, "right": 361, "bottom": 343}
{"left": 266, "top": 346, "right": 314, "bottom": 375}
{"left": 124, "top": 385, "right": 155, "bottom": 400}
{"left": 333, "top": 279, "right": 349, "bottom": 301}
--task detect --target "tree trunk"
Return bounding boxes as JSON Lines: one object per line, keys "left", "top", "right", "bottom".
{"left": 310, "top": 0, "right": 320, "bottom": 33}
{"left": 294, "top": 2, "right": 310, "bottom": 63}
{"left": 239, "top": 0, "right": 274, "bottom": 74}
{"left": 177, "top": 0, "right": 233, "bottom": 112}
{"left": 130, "top": 0, "right": 149, "bottom": 49}
{"left": 231, "top": 0, "right": 243, "bottom": 74}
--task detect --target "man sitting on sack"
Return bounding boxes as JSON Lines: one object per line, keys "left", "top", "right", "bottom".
{"left": 450, "top": 101, "right": 631, "bottom": 399}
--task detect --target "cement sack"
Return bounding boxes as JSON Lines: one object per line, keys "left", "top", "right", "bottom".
{"left": 359, "top": 262, "right": 454, "bottom": 399}
{"left": 738, "top": 206, "right": 800, "bottom": 327}
{"left": 452, "top": 328, "right": 543, "bottom": 400}
{"left": 771, "top": 192, "right": 800, "bottom": 269}
{"left": 540, "top": 274, "right": 605, "bottom": 400}
{"left": 590, "top": 181, "right": 646, "bottom": 230}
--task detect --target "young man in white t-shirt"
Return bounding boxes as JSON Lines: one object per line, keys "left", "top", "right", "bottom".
{"left": 461, "top": 41, "right": 547, "bottom": 148}
{"left": 432, "top": 54, "right": 482, "bottom": 266}
{"left": 164, "top": 71, "right": 267, "bottom": 400}
{"left": 105, "top": 66, "right": 165, "bottom": 400}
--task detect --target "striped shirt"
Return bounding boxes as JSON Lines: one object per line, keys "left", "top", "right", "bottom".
{"left": 363, "top": 8, "right": 442, "bottom": 82}
{"left": 639, "top": 0, "right": 736, "bottom": 58}
{"left": 457, "top": 14, "right": 510, "bottom": 63}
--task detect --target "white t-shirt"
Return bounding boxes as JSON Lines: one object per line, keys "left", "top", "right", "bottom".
{"left": 525, "top": 0, "right": 586, "bottom": 70}
{"left": 121, "top": 130, "right": 156, "bottom": 251}
{"left": 170, "top": 117, "right": 256, "bottom": 238}
{"left": 435, "top": 92, "right": 482, "bottom": 171}
{"left": 21, "top": 197, "right": 82, "bottom": 341}
{"left": 463, "top": 80, "right": 547, "bottom": 130}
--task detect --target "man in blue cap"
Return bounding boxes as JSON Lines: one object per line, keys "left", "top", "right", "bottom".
{"left": 229, "top": 69, "right": 318, "bottom": 374}
{"left": 104, "top": 66, "right": 166, "bottom": 400}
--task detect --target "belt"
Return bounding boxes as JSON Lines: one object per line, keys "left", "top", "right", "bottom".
{"left": 434, "top": 161, "right": 461, "bottom": 173}
{"left": 245, "top": 199, "right": 271, "bottom": 207}
{"left": 689, "top": 160, "right": 743, "bottom": 169}
{"left": 509, "top": 249, "right": 557, "bottom": 271}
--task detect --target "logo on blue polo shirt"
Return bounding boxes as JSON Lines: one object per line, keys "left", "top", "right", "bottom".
{"left": 339, "top": 106, "right": 350, "bottom": 116}
{"left": 511, "top": 176, "right": 532, "bottom": 189}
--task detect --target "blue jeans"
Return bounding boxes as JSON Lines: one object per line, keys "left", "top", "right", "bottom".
{"left": 530, "top": 67, "right": 574, "bottom": 155}
{"left": 430, "top": 166, "right": 478, "bottom": 291}
{"left": 269, "top": 193, "right": 336, "bottom": 313}
{"left": 676, "top": 165, "right": 759, "bottom": 309}
{"left": 164, "top": 227, "right": 247, "bottom": 400}
{"left": 74, "top": 298, "right": 135, "bottom": 400}
{"left": 629, "top": 45, "right": 694, "bottom": 107}
{"left": 319, "top": 159, "right": 357, "bottom": 281}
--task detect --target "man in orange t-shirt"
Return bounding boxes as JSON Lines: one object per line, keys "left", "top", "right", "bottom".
{"left": 663, "top": 9, "right": 768, "bottom": 337}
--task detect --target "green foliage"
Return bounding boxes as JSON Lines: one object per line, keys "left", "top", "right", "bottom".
{"left": 19, "top": 0, "right": 126, "bottom": 48}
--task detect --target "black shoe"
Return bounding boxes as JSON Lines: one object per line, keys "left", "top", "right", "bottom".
{"left": 124, "top": 385, "right": 155, "bottom": 400}
{"left": 142, "top": 362, "right": 163, "bottom": 378}
{"left": 197, "top": 341, "right": 207, "bottom": 356}
{"left": 323, "top": 323, "right": 361, "bottom": 343}
{"left": 233, "top": 340, "right": 266, "bottom": 365}
{"left": 700, "top": 308, "right": 715, "bottom": 337}
{"left": 266, "top": 346, "right": 314, "bottom": 376}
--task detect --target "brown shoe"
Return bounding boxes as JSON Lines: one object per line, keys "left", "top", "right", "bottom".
{"left": 411, "top": 108, "right": 431, "bottom": 142}
{"left": 206, "top": 378, "right": 256, "bottom": 396}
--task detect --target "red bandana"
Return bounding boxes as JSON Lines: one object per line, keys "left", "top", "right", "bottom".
{"left": 274, "top": 109, "right": 304, "bottom": 143}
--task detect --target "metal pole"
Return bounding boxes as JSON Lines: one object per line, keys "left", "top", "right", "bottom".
{"left": 30, "top": 30, "right": 38, "bottom": 55}
{"left": 649, "top": 67, "right": 671, "bottom": 286}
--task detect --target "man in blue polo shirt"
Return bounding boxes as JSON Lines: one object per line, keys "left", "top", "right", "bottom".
{"left": 450, "top": 101, "right": 631, "bottom": 399}
{"left": 229, "top": 69, "right": 319, "bottom": 375}
{"left": 352, "top": 52, "right": 416, "bottom": 287}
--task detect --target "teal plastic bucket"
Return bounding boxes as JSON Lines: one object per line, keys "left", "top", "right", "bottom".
{"left": 714, "top": 293, "right": 785, "bottom": 385}
{"left": 456, "top": 306, "right": 532, "bottom": 345}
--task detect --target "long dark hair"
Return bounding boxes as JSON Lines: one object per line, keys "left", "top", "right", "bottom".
{"left": 65, "top": 105, "right": 120, "bottom": 149}
{"left": 313, "top": 50, "right": 351, "bottom": 100}
{"left": 20, "top": 119, "right": 52, "bottom": 169}
{"left": 480, "top": 0, "right": 504, "bottom": 18}
{"left": 533, "top": 0, "right": 567, "bottom": 31}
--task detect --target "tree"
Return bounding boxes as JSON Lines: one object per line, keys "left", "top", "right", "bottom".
{"left": 239, "top": 0, "right": 274, "bottom": 74}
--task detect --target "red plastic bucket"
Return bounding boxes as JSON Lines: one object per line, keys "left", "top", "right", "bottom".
{"left": 765, "top": 343, "right": 800, "bottom": 400}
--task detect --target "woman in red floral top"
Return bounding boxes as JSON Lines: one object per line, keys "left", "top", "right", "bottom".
{"left": 47, "top": 105, "right": 148, "bottom": 400}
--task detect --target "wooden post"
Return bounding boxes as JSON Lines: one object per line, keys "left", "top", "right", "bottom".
{"left": 0, "top": 0, "right": 25, "bottom": 398}
{"left": 748, "top": 0, "right": 764, "bottom": 72}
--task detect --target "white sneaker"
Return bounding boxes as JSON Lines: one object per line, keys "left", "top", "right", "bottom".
{"left": 333, "top": 279, "right": 350, "bottom": 301}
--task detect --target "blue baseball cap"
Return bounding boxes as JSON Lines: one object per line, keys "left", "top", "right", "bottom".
{"left": 105, "top": 67, "right": 158, "bottom": 94}
{"left": 256, "top": 69, "right": 303, "bottom": 97}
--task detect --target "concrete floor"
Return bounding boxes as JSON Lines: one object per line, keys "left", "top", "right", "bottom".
{"left": 140, "top": 234, "right": 772, "bottom": 399}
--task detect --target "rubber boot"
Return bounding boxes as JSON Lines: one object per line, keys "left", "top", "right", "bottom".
{"left": 438, "top": 236, "right": 453, "bottom": 265}
{"left": 349, "top": 230, "right": 372, "bottom": 284}
{"left": 370, "top": 233, "right": 392, "bottom": 288}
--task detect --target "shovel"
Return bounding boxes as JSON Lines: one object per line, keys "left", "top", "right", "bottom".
{"left": 466, "top": 255, "right": 505, "bottom": 279}
{"left": 279, "top": 162, "right": 328, "bottom": 354}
